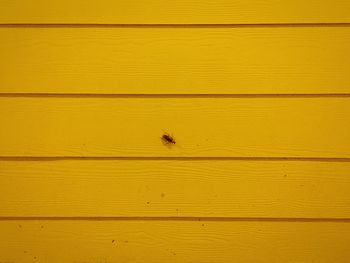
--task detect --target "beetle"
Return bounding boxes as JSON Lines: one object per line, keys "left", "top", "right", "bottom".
{"left": 162, "top": 133, "right": 176, "bottom": 144}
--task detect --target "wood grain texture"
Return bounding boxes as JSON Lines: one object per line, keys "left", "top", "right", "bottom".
{"left": 1, "top": 27, "right": 350, "bottom": 94}
{"left": 1, "top": 0, "right": 350, "bottom": 24}
{"left": 1, "top": 97, "right": 350, "bottom": 157}
{"left": 1, "top": 160, "right": 350, "bottom": 218}
{"left": 1, "top": 220, "right": 350, "bottom": 262}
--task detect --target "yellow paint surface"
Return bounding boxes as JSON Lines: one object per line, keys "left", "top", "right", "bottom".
{"left": 1, "top": 220, "right": 350, "bottom": 263}
{"left": 1, "top": 160, "right": 350, "bottom": 218}
{"left": 0, "top": 0, "right": 350, "bottom": 24}
{"left": 1, "top": 27, "right": 350, "bottom": 94}
{"left": 1, "top": 1, "right": 350, "bottom": 261}
{"left": 1, "top": 97, "right": 349, "bottom": 157}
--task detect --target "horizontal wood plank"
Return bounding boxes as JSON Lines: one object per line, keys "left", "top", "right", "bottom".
{"left": 1, "top": 220, "right": 349, "bottom": 262}
{"left": 0, "top": 97, "right": 350, "bottom": 157}
{"left": 1, "top": 160, "right": 350, "bottom": 218}
{"left": 1, "top": 27, "right": 350, "bottom": 94}
{"left": 1, "top": 0, "right": 350, "bottom": 24}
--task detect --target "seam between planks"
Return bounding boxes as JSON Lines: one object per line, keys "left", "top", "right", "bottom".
{"left": 1, "top": 157, "right": 350, "bottom": 162}
{"left": 1, "top": 94, "right": 350, "bottom": 98}
{"left": 0, "top": 217, "right": 350, "bottom": 222}
{"left": 1, "top": 23, "right": 350, "bottom": 28}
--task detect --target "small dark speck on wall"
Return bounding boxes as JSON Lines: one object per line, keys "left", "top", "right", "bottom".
{"left": 112, "top": 240, "right": 115, "bottom": 243}
{"left": 18, "top": 224, "right": 22, "bottom": 228}
{"left": 147, "top": 201, "right": 150, "bottom": 204}
{"left": 161, "top": 133, "right": 176, "bottom": 145}
{"left": 161, "top": 193, "right": 165, "bottom": 198}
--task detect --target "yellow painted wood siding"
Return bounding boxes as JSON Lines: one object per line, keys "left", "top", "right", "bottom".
{"left": 1, "top": 27, "right": 350, "bottom": 94}
{"left": 0, "top": 1, "right": 350, "bottom": 262}
{"left": 1, "top": 221, "right": 350, "bottom": 263}
{"left": 1, "top": 97, "right": 350, "bottom": 157}
{"left": 1, "top": 0, "right": 350, "bottom": 24}
{"left": 1, "top": 160, "right": 350, "bottom": 218}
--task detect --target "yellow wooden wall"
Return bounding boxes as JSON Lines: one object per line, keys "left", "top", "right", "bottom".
{"left": 0, "top": 1, "right": 350, "bottom": 262}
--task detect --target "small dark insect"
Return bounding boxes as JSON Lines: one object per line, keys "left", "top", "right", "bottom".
{"left": 162, "top": 133, "right": 176, "bottom": 144}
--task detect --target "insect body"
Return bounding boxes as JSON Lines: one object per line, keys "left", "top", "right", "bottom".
{"left": 162, "top": 133, "right": 176, "bottom": 144}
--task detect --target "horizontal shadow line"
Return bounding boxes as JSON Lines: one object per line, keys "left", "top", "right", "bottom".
{"left": 1, "top": 94, "right": 350, "bottom": 98}
{"left": 1, "top": 157, "right": 350, "bottom": 162}
{"left": 0, "top": 216, "right": 350, "bottom": 223}
{"left": 1, "top": 23, "right": 350, "bottom": 28}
